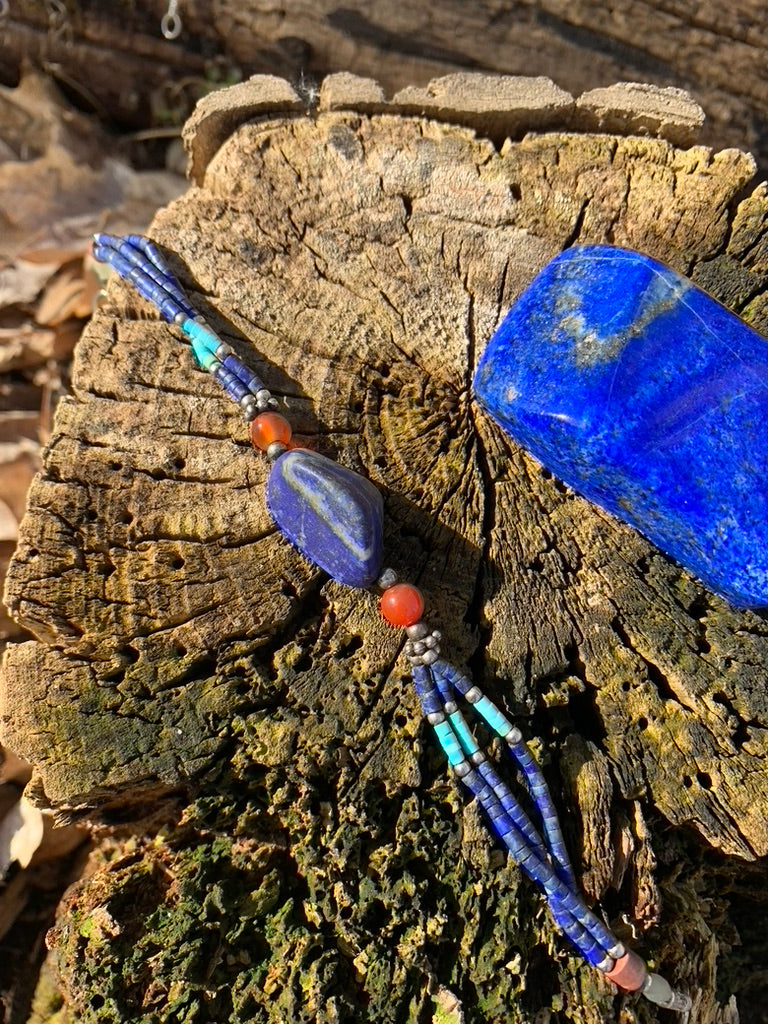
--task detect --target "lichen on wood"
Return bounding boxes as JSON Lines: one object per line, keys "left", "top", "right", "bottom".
{"left": 3, "top": 74, "right": 768, "bottom": 1023}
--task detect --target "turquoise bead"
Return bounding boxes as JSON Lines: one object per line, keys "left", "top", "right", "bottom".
{"left": 433, "top": 719, "right": 465, "bottom": 766}
{"left": 266, "top": 449, "right": 384, "bottom": 588}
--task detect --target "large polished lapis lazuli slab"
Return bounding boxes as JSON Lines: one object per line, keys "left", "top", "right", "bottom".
{"left": 474, "top": 245, "right": 768, "bottom": 608}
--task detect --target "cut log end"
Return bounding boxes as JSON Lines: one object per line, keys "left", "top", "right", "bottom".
{"left": 3, "top": 73, "right": 768, "bottom": 1024}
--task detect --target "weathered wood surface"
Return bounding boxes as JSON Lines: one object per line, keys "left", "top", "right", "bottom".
{"left": 3, "top": 73, "right": 768, "bottom": 1022}
{"left": 0, "top": 0, "right": 766, "bottom": 173}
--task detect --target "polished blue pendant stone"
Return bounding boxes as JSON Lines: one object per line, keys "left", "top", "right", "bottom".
{"left": 266, "top": 449, "right": 384, "bottom": 588}
{"left": 474, "top": 245, "right": 768, "bottom": 608}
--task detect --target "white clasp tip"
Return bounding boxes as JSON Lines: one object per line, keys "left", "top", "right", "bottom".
{"left": 642, "top": 973, "right": 692, "bottom": 1012}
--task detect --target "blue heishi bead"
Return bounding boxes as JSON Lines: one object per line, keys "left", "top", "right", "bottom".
{"left": 473, "top": 245, "right": 768, "bottom": 608}
{"left": 266, "top": 449, "right": 384, "bottom": 587}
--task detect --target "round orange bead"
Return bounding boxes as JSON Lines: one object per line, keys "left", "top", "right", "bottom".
{"left": 249, "top": 411, "right": 292, "bottom": 451}
{"left": 380, "top": 583, "right": 425, "bottom": 627}
{"left": 604, "top": 950, "right": 647, "bottom": 992}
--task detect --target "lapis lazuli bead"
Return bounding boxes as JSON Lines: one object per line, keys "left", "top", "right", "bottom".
{"left": 474, "top": 245, "right": 768, "bottom": 608}
{"left": 266, "top": 449, "right": 384, "bottom": 588}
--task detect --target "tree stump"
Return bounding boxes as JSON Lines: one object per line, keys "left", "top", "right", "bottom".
{"left": 3, "top": 73, "right": 768, "bottom": 1024}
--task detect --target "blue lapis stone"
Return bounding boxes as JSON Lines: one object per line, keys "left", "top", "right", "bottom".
{"left": 473, "top": 245, "right": 768, "bottom": 608}
{"left": 266, "top": 449, "right": 384, "bottom": 588}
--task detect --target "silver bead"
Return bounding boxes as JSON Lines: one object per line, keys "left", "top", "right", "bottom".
{"left": 405, "top": 621, "right": 428, "bottom": 640}
{"left": 464, "top": 686, "right": 482, "bottom": 704}
{"left": 215, "top": 341, "right": 234, "bottom": 360}
{"left": 174, "top": 310, "right": 187, "bottom": 324}
{"left": 255, "top": 388, "right": 272, "bottom": 411}
{"left": 421, "top": 648, "right": 438, "bottom": 666}
{"left": 377, "top": 568, "right": 398, "bottom": 590}
{"left": 427, "top": 711, "right": 445, "bottom": 726}
{"left": 423, "top": 633, "right": 439, "bottom": 649}
{"left": 411, "top": 640, "right": 426, "bottom": 656}
{"left": 266, "top": 441, "right": 288, "bottom": 461}
{"left": 443, "top": 700, "right": 457, "bottom": 715}
{"left": 505, "top": 726, "right": 522, "bottom": 744}
{"left": 453, "top": 762, "right": 470, "bottom": 778}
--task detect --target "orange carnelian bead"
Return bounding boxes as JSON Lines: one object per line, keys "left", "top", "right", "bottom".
{"left": 380, "top": 583, "right": 425, "bottom": 627}
{"left": 605, "top": 950, "right": 647, "bottom": 992}
{"left": 249, "top": 411, "right": 292, "bottom": 451}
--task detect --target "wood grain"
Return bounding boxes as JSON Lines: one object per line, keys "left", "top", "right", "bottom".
{"left": 3, "top": 74, "right": 768, "bottom": 1023}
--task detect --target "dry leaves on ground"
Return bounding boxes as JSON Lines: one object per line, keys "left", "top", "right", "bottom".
{"left": 0, "top": 68, "right": 187, "bottom": 1018}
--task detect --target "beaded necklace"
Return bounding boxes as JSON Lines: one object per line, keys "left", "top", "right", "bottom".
{"left": 93, "top": 232, "right": 692, "bottom": 1014}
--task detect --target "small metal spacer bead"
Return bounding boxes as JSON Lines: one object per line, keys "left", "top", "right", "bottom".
{"left": 174, "top": 310, "right": 187, "bottom": 325}
{"left": 596, "top": 955, "right": 615, "bottom": 973}
{"left": 266, "top": 440, "right": 289, "bottom": 461}
{"left": 215, "top": 342, "right": 234, "bottom": 360}
{"left": 240, "top": 394, "right": 258, "bottom": 415}
{"left": 427, "top": 711, "right": 445, "bottom": 725}
{"left": 411, "top": 640, "right": 426, "bottom": 656}
{"left": 254, "top": 388, "right": 272, "bottom": 411}
{"left": 406, "top": 650, "right": 425, "bottom": 667}
{"left": 608, "top": 941, "right": 626, "bottom": 959}
{"left": 505, "top": 726, "right": 522, "bottom": 744}
{"left": 421, "top": 648, "right": 439, "bottom": 666}
{"left": 470, "top": 750, "right": 486, "bottom": 765}
{"left": 464, "top": 685, "right": 482, "bottom": 704}
{"left": 453, "top": 762, "right": 471, "bottom": 779}
{"left": 377, "top": 567, "right": 399, "bottom": 591}
{"left": 423, "top": 633, "right": 439, "bottom": 649}
{"left": 267, "top": 396, "right": 280, "bottom": 410}
{"left": 405, "top": 620, "right": 429, "bottom": 640}
{"left": 443, "top": 700, "right": 458, "bottom": 715}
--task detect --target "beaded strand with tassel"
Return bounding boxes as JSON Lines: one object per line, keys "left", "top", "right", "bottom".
{"left": 92, "top": 232, "right": 693, "bottom": 1014}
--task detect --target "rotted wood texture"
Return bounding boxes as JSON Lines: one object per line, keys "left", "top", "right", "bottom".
{"left": 4, "top": 74, "right": 768, "bottom": 1023}
{"left": 0, "top": 0, "right": 766, "bottom": 173}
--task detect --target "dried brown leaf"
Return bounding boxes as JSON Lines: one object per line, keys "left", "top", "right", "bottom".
{"left": 0, "top": 410, "right": 40, "bottom": 445}
{"left": 35, "top": 265, "right": 89, "bottom": 326}
{"left": 0, "top": 795, "right": 45, "bottom": 874}
{"left": 0, "top": 499, "right": 17, "bottom": 542}
{"left": 18, "top": 243, "right": 88, "bottom": 266}
{"left": 0, "top": 450, "right": 39, "bottom": 522}
{"left": 0, "top": 322, "right": 73, "bottom": 372}
{"left": 0, "top": 870, "right": 28, "bottom": 943}
{"left": 0, "top": 72, "right": 185, "bottom": 260}
{"left": 0, "top": 748, "right": 32, "bottom": 787}
{"left": 33, "top": 816, "right": 88, "bottom": 866}
{"left": 0, "top": 259, "right": 58, "bottom": 308}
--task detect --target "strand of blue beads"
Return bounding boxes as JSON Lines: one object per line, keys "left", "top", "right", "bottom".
{"left": 410, "top": 659, "right": 617, "bottom": 969}
{"left": 92, "top": 234, "right": 692, "bottom": 1014}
